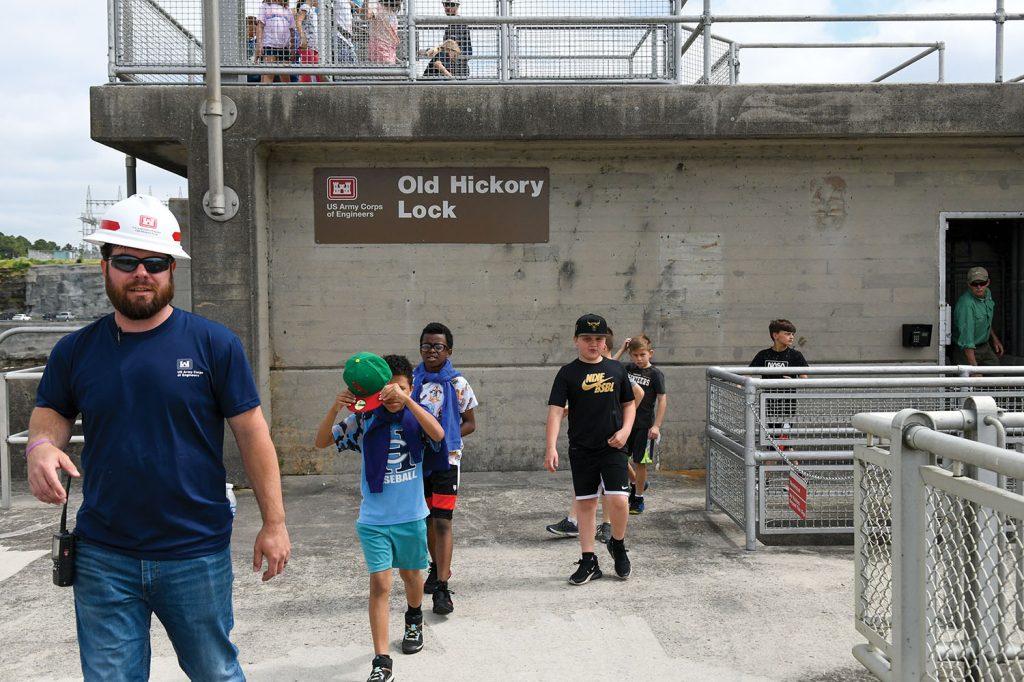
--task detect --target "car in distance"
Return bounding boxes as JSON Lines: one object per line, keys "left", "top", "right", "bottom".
{"left": 55, "top": 312, "right": 76, "bottom": 321}
{"left": 11, "top": 314, "right": 32, "bottom": 321}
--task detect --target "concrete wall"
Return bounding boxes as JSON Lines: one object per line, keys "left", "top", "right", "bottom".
{"left": 88, "top": 84, "right": 1024, "bottom": 477}
{"left": 264, "top": 138, "right": 1024, "bottom": 472}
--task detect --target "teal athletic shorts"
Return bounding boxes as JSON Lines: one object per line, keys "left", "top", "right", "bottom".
{"left": 356, "top": 518, "right": 429, "bottom": 574}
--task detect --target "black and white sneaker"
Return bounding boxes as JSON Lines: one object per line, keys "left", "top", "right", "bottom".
{"left": 568, "top": 553, "right": 602, "bottom": 585}
{"left": 432, "top": 581, "right": 454, "bottom": 615}
{"left": 608, "top": 537, "right": 631, "bottom": 579}
{"left": 367, "top": 655, "right": 394, "bottom": 682}
{"left": 402, "top": 614, "right": 423, "bottom": 654}
{"left": 545, "top": 517, "right": 579, "bottom": 537}
{"left": 595, "top": 521, "right": 612, "bottom": 544}
{"left": 424, "top": 561, "right": 439, "bottom": 594}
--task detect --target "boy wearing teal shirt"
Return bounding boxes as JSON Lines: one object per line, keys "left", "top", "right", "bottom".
{"left": 315, "top": 353, "right": 445, "bottom": 682}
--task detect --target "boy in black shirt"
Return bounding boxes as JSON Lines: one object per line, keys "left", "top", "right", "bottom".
{"left": 623, "top": 335, "right": 667, "bottom": 515}
{"left": 749, "top": 319, "right": 809, "bottom": 432}
{"left": 749, "top": 319, "right": 809, "bottom": 378}
{"left": 545, "top": 313, "right": 636, "bottom": 584}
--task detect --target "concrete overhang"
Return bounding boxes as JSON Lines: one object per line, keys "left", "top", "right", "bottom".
{"left": 91, "top": 83, "right": 1024, "bottom": 172}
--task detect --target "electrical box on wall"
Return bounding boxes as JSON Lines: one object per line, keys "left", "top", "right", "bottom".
{"left": 902, "top": 324, "right": 933, "bottom": 348}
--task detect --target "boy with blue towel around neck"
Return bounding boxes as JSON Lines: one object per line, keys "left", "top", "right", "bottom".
{"left": 315, "top": 352, "right": 445, "bottom": 682}
{"left": 414, "top": 322, "right": 478, "bottom": 616}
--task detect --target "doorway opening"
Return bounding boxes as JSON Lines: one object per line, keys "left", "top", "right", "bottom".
{"left": 944, "top": 216, "right": 1024, "bottom": 365}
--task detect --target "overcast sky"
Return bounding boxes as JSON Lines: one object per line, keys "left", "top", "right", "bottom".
{"left": 2, "top": 1, "right": 1020, "bottom": 246}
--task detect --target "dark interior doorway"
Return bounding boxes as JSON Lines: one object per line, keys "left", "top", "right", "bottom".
{"left": 945, "top": 218, "right": 1024, "bottom": 365}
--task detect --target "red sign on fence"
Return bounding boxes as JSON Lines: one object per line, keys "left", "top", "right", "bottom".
{"left": 788, "top": 471, "right": 807, "bottom": 520}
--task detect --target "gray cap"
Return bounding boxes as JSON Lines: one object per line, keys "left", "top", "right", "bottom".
{"left": 967, "top": 266, "right": 989, "bottom": 283}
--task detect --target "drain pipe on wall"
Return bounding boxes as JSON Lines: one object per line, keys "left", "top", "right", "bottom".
{"left": 202, "top": 0, "right": 239, "bottom": 221}
{"left": 125, "top": 155, "right": 137, "bottom": 196}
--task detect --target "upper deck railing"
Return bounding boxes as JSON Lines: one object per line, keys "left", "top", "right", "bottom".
{"left": 108, "top": 0, "right": 1024, "bottom": 85}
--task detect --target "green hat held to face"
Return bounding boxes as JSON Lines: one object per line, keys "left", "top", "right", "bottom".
{"left": 343, "top": 352, "right": 393, "bottom": 412}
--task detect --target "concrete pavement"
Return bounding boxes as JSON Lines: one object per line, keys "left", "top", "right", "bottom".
{"left": 0, "top": 471, "right": 872, "bottom": 681}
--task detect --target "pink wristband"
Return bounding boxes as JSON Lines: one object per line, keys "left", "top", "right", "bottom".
{"left": 25, "top": 438, "right": 52, "bottom": 456}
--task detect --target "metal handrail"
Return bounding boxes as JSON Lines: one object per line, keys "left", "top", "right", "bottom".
{"left": 734, "top": 42, "right": 946, "bottom": 83}
{"left": 0, "top": 327, "right": 83, "bottom": 510}
{"left": 109, "top": 1, "right": 1024, "bottom": 84}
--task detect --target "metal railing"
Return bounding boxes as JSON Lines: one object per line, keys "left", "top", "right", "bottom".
{"left": 0, "top": 327, "right": 83, "bottom": 510}
{"left": 705, "top": 365, "right": 1024, "bottom": 551}
{"left": 107, "top": 1, "right": 1022, "bottom": 84}
{"left": 852, "top": 397, "right": 1024, "bottom": 681}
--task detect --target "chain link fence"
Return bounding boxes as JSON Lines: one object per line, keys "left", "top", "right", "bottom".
{"left": 706, "top": 366, "right": 1024, "bottom": 551}
{"left": 853, "top": 400, "right": 1024, "bottom": 681}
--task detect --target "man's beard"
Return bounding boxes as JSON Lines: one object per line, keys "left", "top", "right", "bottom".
{"left": 104, "top": 270, "right": 175, "bottom": 320}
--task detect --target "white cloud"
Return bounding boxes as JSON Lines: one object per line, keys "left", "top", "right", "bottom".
{"left": 1, "top": 2, "right": 1019, "bottom": 245}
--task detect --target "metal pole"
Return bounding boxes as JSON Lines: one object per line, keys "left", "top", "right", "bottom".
{"left": 889, "top": 410, "right": 933, "bottom": 680}
{"left": 938, "top": 42, "right": 945, "bottom": 82}
{"left": 0, "top": 373, "right": 9, "bottom": 510}
{"left": 967, "top": 398, "right": 1002, "bottom": 674}
{"left": 407, "top": 0, "right": 417, "bottom": 81}
{"left": 107, "top": 0, "right": 118, "bottom": 83}
{"left": 204, "top": 0, "right": 225, "bottom": 216}
{"left": 201, "top": 0, "right": 238, "bottom": 221}
{"left": 125, "top": 156, "right": 137, "bottom": 196}
{"left": 729, "top": 41, "right": 737, "bottom": 83}
{"left": 500, "top": 0, "right": 510, "bottom": 82}
{"left": 743, "top": 380, "right": 757, "bottom": 550}
{"left": 705, "top": 372, "right": 714, "bottom": 511}
{"left": 871, "top": 46, "right": 939, "bottom": 83}
{"left": 995, "top": 0, "right": 1006, "bottom": 82}
{"left": 673, "top": 0, "right": 683, "bottom": 85}
{"left": 702, "top": 0, "right": 712, "bottom": 83}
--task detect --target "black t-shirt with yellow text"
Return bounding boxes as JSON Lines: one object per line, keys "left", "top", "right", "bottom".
{"left": 548, "top": 358, "right": 634, "bottom": 453}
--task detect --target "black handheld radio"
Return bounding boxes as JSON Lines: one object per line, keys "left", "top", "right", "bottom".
{"left": 52, "top": 475, "right": 75, "bottom": 587}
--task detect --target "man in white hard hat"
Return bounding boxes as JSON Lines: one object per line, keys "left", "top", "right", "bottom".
{"left": 26, "top": 195, "right": 291, "bottom": 681}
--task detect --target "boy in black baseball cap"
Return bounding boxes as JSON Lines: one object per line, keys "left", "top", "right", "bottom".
{"left": 544, "top": 314, "right": 636, "bottom": 583}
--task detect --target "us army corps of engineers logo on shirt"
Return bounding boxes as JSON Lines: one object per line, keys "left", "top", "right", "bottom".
{"left": 581, "top": 372, "right": 615, "bottom": 394}
{"left": 176, "top": 358, "right": 204, "bottom": 378}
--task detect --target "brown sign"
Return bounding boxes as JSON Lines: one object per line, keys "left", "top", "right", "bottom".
{"left": 313, "top": 167, "right": 549, "bottom": 244}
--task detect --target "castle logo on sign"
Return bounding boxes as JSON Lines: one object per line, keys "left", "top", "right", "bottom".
{"left": 327, "top": 176, "right": 358, "bottom": 201}
{"left": 139, "top": 215, "right": 158, "bottom": 229}
{"left": 177, "top": 358, "right": 204, "bottom": 378}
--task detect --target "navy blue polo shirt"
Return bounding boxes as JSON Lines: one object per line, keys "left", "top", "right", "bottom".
{"left": 36, "top": 308, "right": 261, "bottom": 559}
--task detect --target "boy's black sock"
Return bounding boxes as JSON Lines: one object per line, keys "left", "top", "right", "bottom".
{"left": 373, "top": 654, "right": 393, "bottom": 668}
{"left": 636, "top": 495, "right": 644, "bottom": 502}
{"left": 406, "top": 605, "right": 423, "bottom": 622}
{"left": 609, "top": 537, "right": 625, "bottom": 547}
{"left": 581, "top": 551, "right": 596, "bottom": 561}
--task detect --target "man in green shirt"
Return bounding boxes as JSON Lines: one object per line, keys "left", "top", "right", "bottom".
{"left": 953, "top": 266, "right": 1004, "bottom": 369}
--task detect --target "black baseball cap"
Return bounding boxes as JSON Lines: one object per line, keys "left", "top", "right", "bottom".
{"left": 574, "top": 313, "right": 610, "bottom": 336}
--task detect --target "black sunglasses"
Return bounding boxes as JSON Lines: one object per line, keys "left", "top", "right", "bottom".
{"left": 420, "top": 342, "right": 450, "bottom": 352}
{"left": 107, "top": 254, "right": 174, "bottom": 274}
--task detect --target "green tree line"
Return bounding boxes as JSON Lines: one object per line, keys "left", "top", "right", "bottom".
{"left": 0, "top": 233, "right": 76, "bottom": 259}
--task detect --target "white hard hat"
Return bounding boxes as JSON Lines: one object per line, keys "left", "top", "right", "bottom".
{"left": 85, "top": 194, "right": 191, "bottom": 260}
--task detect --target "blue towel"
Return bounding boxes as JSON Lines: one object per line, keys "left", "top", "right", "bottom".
{"left": 413, "top": 360, "right": 464, "bottom": 468}
{"left": 361, "top": 406, "right": 424, "bottom": 494}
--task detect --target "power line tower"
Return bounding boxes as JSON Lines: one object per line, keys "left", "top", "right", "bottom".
{"left": 79, "top": 186, "right": 122, "bottom": 257}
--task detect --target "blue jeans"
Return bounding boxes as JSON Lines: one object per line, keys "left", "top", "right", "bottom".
{"left": 74, "top": 541, "right": 245, "bottom": 682}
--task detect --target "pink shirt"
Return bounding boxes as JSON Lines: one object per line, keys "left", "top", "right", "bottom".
{"left": 259, "top": 3, "right": 295, "bottom": 49}
{"left": 367, "top": 5, "right": 399, "bottom": 64}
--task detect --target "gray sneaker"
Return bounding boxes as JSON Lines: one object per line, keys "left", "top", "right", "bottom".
{"left": 545, "top": 517, "right": 579, "bottom": 538}
{"left": 595, "top": 522, "right": 612, "bottom": 544}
